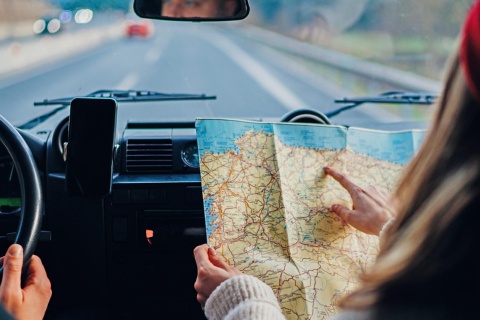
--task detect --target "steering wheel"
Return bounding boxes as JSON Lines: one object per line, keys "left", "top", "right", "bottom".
{"left": 0, "top": 115, "right": 43, "bottom": 278}
{"left": 280, "top": 109, "right": 332, "bottom": 125}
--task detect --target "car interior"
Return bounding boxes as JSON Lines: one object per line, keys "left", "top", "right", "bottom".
{"left": 0, "top": 0, "right": 472, "bottom": 319}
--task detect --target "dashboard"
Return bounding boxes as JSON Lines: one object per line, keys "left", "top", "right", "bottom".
{"left": 0, "top": 113, "right": 209, "bottom": 319}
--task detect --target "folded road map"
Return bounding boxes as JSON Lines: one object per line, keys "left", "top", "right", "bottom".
{"left": 196, "top": 119, "right": 426, "bottom": 320}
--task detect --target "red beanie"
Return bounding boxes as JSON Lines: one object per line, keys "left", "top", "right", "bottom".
{"left": 460, "top": 1, "right": 480, "bottom": 101}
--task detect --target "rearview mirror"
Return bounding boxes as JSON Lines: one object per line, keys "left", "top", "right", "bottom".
{"left": 134, "top": 0, "right": 250, "bottom": 21}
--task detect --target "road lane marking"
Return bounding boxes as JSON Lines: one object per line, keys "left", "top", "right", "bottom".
{"left": 207, "top": 32, "right": 309, "bottom": 111}
{"left": 256, "top": 45, "right": 405, "bottom": 123}
{"left": 145, "top": 30, "right": 171, "bottom": 64}
{"left": 115, "top": 72, "right": 139, "bottom": 90}
{"left": 145, "top": 48, "right": 161, "bottom": 64}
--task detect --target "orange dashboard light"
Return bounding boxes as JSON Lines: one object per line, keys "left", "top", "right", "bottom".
{"left": 146, "top": 229, "right": 154, "bottom": 245}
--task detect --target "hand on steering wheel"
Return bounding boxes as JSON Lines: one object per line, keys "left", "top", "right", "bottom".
{"left": 0, "top": 115, "right": 43, "bottom": 278}
{"left": 0, "top": 244, "right": 51, "bottom": 320}
{"left": 0, "top": 115, "right": 48, "bottom": 318}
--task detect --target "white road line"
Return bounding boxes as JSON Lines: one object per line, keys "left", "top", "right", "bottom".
{"left": 115, "top": 72, "right": 139, "bottom": 90}
{"left": 145, "top": 48, "right": 161, "bottom": 64}
{"left": 207, "top": 32, "right": 309, "bottom": 111}
{"left": 145, "top": 30, "right": 171, "bottom": 64}
{"left": 257, "top": 45, "right": 405, "bottom": 122}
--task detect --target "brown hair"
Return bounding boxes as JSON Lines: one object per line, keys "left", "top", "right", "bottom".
{"left": 339, "top": 51, "right": 480, "bottom": 316}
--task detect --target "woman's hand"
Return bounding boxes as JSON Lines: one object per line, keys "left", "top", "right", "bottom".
{"left": 193, "top": 244, "right": 243, "bottom": 309}
{"left": 0, "top": 244, "right": 52, "bottom": 320}
{"left": 325, "top": 167, "right": 396, "bottom": 236}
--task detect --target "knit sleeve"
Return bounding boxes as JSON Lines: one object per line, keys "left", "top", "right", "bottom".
{"left": 204, "top": 274, "right": 286, "bottom": 320}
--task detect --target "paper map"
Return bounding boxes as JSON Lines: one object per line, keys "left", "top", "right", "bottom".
{"left": 196, "top": 119, "right": 426, "bottom": 319}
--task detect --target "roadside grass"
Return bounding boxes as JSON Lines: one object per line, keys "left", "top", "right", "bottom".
{"left": 317, "top": 32, "right": 457, "bottom": 80}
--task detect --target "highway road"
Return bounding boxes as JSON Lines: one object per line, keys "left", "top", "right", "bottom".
{"left": 0, "top": 17, "right": 423, "bottom": 130}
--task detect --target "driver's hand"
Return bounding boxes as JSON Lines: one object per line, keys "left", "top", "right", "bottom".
{"left": 325, "top": 167, "right": 396, "bottom": 236}
{"left": 0, "top": 244, "right": 52, "bottom": 320}
{"left": 193, "top": 244, "right": 243, "bottom": 310}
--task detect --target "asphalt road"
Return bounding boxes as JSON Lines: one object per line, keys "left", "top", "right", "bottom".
{"left": 0, "top": 19, "right": 419, "bottom": 129}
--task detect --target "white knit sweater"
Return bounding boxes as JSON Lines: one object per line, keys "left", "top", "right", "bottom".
{"left": 204, "top": 274, "right": 286, "bottom": 320}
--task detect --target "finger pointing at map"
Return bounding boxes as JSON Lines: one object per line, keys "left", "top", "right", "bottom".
{"left": 324, "top": 167, "right": 395, "bottom": 236}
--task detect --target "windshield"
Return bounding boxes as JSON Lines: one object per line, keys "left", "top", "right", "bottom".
{"left": 0, "top": 0, "right": 475, "bottom": 129}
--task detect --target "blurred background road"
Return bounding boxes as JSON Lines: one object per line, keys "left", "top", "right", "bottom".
{"left": 1, "top": 0, "right": 462, "bottom": 130}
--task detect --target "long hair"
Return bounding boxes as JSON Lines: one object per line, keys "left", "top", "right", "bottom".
{"left": 338, "top": 51, "right": 480, "bottom": 316}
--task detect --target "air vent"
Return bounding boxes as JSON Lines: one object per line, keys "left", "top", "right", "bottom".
{"left": 126, "top": 139, "right": 173, "bottom": 172}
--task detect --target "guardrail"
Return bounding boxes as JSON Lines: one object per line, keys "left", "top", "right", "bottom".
{"left": 236, "top": 24, "right": 442, "bottom": 94}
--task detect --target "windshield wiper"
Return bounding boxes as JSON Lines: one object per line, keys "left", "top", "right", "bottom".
{"left": 326, "top": 91, "right": 438, "bottom": 118}
{"left": 33, "top": 90, "right": 217, "bottom": 106}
